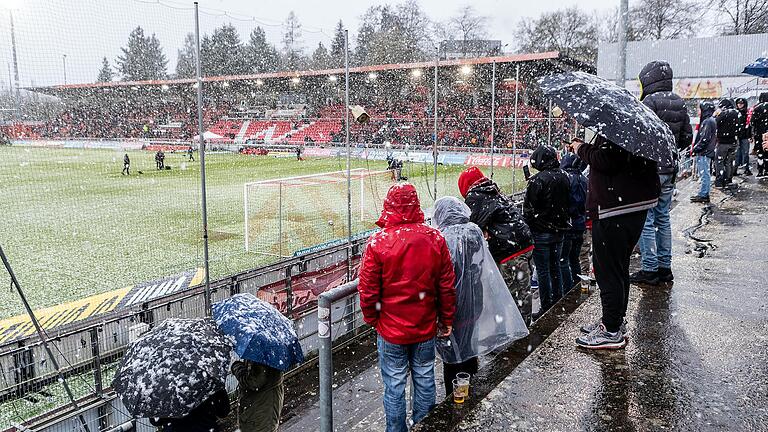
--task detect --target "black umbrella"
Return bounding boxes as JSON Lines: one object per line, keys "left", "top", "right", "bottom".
{"left": 112, "top": 318, "right": 232, "bottom": 418}
{"left": 539, "top": 72, "right": 676, "bottom": 166}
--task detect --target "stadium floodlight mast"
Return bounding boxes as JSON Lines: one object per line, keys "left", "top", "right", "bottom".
{"left": 511, "top": 63, "right": 520, "bottom": 194}
{"left": 193, "top": 2, "right": 213, "bottom": 316}
{"left": 490, "top": 60, "right": 496, "bottom": 178}
{"left": 0, "top": 245, "right": 92, "bottom": 432}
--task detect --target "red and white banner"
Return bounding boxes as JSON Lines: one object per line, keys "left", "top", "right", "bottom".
{"left": 464, "top": 154, "right": 529, "bottom": 168}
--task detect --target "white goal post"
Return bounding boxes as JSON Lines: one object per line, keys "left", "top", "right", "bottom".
{"left": 243, "top": 169, "right": 393, "bottom": 256}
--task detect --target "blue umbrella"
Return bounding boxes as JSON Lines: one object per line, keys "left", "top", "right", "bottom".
{"left": 212, "top": 293, "right": 304, "bottom": 371}
{"left": 743, "top": 57, "right": 768, "bottom": 78}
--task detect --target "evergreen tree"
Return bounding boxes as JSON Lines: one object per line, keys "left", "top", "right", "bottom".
{"left": 246, "top": 26, "right": 281, "bottom": 73}
{"left": 282, "top": 11, "right": 306, "bottom": 71}
{"left": 330, "top": 20, "right": 346, "bottom": 67}
{"left": 203, "top": 24, "right": 249, "bottom": 76}
{"left": 116, "top": 26, "right": 168, "bottom": 80}
{"left": 176, "top": 33, "right": 197, "bottom": 78}
{"left": 96, "top": 57, "right": 114, "bottom": 82}
{"left": 311, "top": 42, "right": 332, "bottom": 70}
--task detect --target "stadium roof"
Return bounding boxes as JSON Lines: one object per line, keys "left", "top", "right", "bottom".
{"left": 597, "top": 33, "right": 768, "bottom": 80}
{"left": 27, "top": 51, "right": 594, "bottom": 96}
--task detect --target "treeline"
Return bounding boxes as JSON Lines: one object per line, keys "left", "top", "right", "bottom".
{"left": 96, "top": 0, "right": 768, "bottom": 81}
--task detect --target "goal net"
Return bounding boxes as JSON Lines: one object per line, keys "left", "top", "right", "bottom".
{"left": 244, "top": 169, "right": 395, "bottom": 257}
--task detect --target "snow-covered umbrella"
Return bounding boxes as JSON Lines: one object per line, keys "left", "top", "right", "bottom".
{"left": 743, "top": 57, "right": 768, "bottom": 78}
{"left": 539, "top": 71, "right": 677, "bottom": 166}
{"left": 111, "top": 318, "right": 232, "bottom": 418}
{"left": 212, "top": 293, "right": 304, "bottom": 371}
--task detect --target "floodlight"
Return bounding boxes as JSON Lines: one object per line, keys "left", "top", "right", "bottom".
{"left": 459, "top": 65, "right": 472, "bottom": 75}
{"left": 411, "top": 69, "right": 423, "bottom": 78}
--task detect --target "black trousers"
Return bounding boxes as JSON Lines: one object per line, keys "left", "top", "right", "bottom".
{"left": 756, "top": 140, "right": 767, "bottom": 176}
{"left": 593, "top": 211, "right": 647, "bottom": 333}
{"left": 442, "top": 357, "right": 478, "bottom": 397}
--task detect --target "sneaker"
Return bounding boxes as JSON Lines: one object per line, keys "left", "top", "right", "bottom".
{"left": 575, "top": 323, "right": 627, "bottom": 349}
{"left": 629, "top": 270, "right": 659, "bottom": 285}
{"left": 656, "top": 267, "right": 674, "bottom": 282}
{"left": 690, "top": 195, "right": 710, "bottom": 203}
{"left": 580, "top": 319, "right": 627, "bottom": 335}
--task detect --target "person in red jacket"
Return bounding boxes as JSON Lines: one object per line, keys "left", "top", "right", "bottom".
{"left": 358, "top": 183, "right": 456, "bottom": 432}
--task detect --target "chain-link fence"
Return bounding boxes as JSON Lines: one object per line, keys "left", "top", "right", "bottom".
{"left": 0, "top": 1, "right": 588, "bottom": 430}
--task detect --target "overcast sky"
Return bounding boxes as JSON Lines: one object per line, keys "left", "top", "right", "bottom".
{"left": 0, "top": 0, "right": 615, "bottom": 87}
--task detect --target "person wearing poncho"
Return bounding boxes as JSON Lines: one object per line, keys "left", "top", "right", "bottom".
{"left": 433, "top": 196, "right": 529, "bottom": 396}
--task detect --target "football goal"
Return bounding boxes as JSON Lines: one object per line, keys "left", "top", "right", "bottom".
{"left": 244, "top": 169, "right": 394, "bottom": 257}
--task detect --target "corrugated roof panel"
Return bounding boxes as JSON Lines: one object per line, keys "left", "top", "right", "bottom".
{"left": 598, "top": 33, "right": 768, "bottom": 80}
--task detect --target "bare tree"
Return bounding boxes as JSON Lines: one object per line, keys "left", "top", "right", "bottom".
{"left": 631, "top": 0, "right": 702, "bottom": 39}
{"left": 516, "top": 7, "right": 599, "bottom": 64}
{"left": 448, "top": 6, "right": 489, "bottom": 41}
{"left": 714, "top": 0, "right": 768, "bottom": 34}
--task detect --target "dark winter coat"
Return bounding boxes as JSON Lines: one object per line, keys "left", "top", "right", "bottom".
{"left": 464, "top": 179, "right": 534, "bottom": 262}
{"left": 638, "top": 61, "right": 693, "bottom": 174}
{"left": 123, "top": 154, "right": 130, "bottom": 165}
{"left": 752, "top": 93, "right": 768, "bottom": 146}
{"left": 523, "top": 145, "right": 571, "bottom": 234}
{"left": 735, "top": 98, "right": 752, "bottom": 140}
{"left": 577, "top": 135, "right": 660, "bottom": 220}
{"left": 149, "top": 388, "right": 230, "bottom": 432}
{"left": 358, "top": 183, "right": 456, "bottom": 345}
{"left": 232, "top": 361, "right": 284, "bottom": 432}
{"left": 560, "top": 153, "right": 588, "bottom": 231}
{"left": 716, "top": 99, "right": 740, "bottom": 145}
{"left": 693, "top": 101, "right": 717, "bottom": 159}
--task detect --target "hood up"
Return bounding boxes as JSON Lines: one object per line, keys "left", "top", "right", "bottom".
{"left": 376, "top": 183, "right": 425, "bottom": 228}
{"left": 530, "top": 145, "right": 560, "bottom": 171}
{"left": 639, "top": 60, "right": 673, "bottom": 100}
{"left": 434, "top": 196, "right": 471, "bottom": 229}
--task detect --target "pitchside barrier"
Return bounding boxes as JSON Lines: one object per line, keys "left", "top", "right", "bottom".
{"left": 0, "top": 237, "right": 368, "bottom": 432}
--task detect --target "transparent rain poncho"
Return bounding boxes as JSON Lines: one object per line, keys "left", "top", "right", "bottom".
{"left": 433, "top": 196, "right": 529, "bottom": 364}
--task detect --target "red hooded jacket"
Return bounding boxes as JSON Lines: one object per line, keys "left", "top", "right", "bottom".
{"left": 358, "top": 183, "right": 456, "bottom": 345}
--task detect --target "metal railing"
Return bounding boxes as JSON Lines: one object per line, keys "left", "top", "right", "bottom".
{"left": 317, "top": 279, "right": 361, "bottom": 432}
{"left": 0, "top": 238, "right": 368, "bottom": 432}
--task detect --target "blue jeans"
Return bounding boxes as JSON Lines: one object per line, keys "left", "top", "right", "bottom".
{"left": 639, "top": 173, "right": 674, "bottom": 272}
{"left": 377, "top": 335, "right": 436, "bottom": 432}
{"left": 696, "top": 156, "right": 711, "bottom": 197}
{"left": 736, "top": 138, "right": 751, "bottom": 168}
{"left": 531, "top": 231, "right": 564, "bottom": 312}
{"left": 560, "top": 230, "right": 584, "bottom": 293}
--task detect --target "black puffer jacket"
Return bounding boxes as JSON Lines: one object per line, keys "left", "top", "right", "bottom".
{"left": 735, "top": 97, "right": 751, "bottom": 140}
{"left": 577, "top": 135, "right": 660, "bottom": 221}
{"left": 750, "top": 93, "right": 768, "bottom": 145}
{"left": 465, "top": 179, "right": 533, "bottom": 262}
{"left": 523, "top": 145, "right": 571, "bottom": 234}
{"left": 638, "top": 61, "right": 693, "bottom": 175}
{"left": 693, "top": 101, "right": 717, "bottom": 159}
{"left": 716, "top": 99, "right": 740, "bottom": 145}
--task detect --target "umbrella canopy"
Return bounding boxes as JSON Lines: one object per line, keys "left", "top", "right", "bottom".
{"left": 539, "top": 71, "right": 677, "bottom": 166}
{"left": 111, "top": 318, "right": 232, "bottom": 418}
{"left": 212, "top": 293, "right": 304, "bottom": 371}
{"left": 194, "top": 130, "right": 224, "bottom": 140}
{"left": 743, "top": 57, "right": 768, "bottom": 78}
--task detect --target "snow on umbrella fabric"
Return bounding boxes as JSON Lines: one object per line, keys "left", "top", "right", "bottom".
{"left": 111, "top": 318, "right": 232, "bottom": 418}
{"left": 743, "top": 57, "right": 768, "bottom": 78}
{"left": 539, "top": 71, "right": 677, "bottom": 166}
{"left": 212, "top": 293, "right": 304, "bottom": 371}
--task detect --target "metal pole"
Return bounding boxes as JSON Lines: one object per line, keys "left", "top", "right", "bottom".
{"left": 490, "top": 60, "right": 496, "bottom": 178}
{"left": 0, "top": 245, "right": 91, "bottom": 432}
{"left": 433, "top": 46, "right": 439, "bottom": 201}
{"left": 547, "top": 99, "right": 553, "bottom": 147}
{"left": 62, "top": 54, "right": 67, "bottom": 85}
{"left": 193, "top": 2, "right": 212, "bottom": 316}
{"left": 344, "top": 29, "right": 352, "bottom": 280}
{"left": 616, "top": 0, "right": 629, "bottom": 87}
{"left": 243, "top": 184, "right": 249, "bottom": 252}
{"left": 278, "top": 182, "right": 283, "bottom": 258}
{"left": 10, "top": 11, "right": 20, "bottom": 100}
{"left": 318, "top": 294, "right": 333, "bottom": 432}
{"left": 511, "top": 64, "right": 520, "bottom": 193}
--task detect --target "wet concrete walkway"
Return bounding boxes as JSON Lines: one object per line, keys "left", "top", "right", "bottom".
{"left": 415, "top": 176, "right": 768, "bottom": 431}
